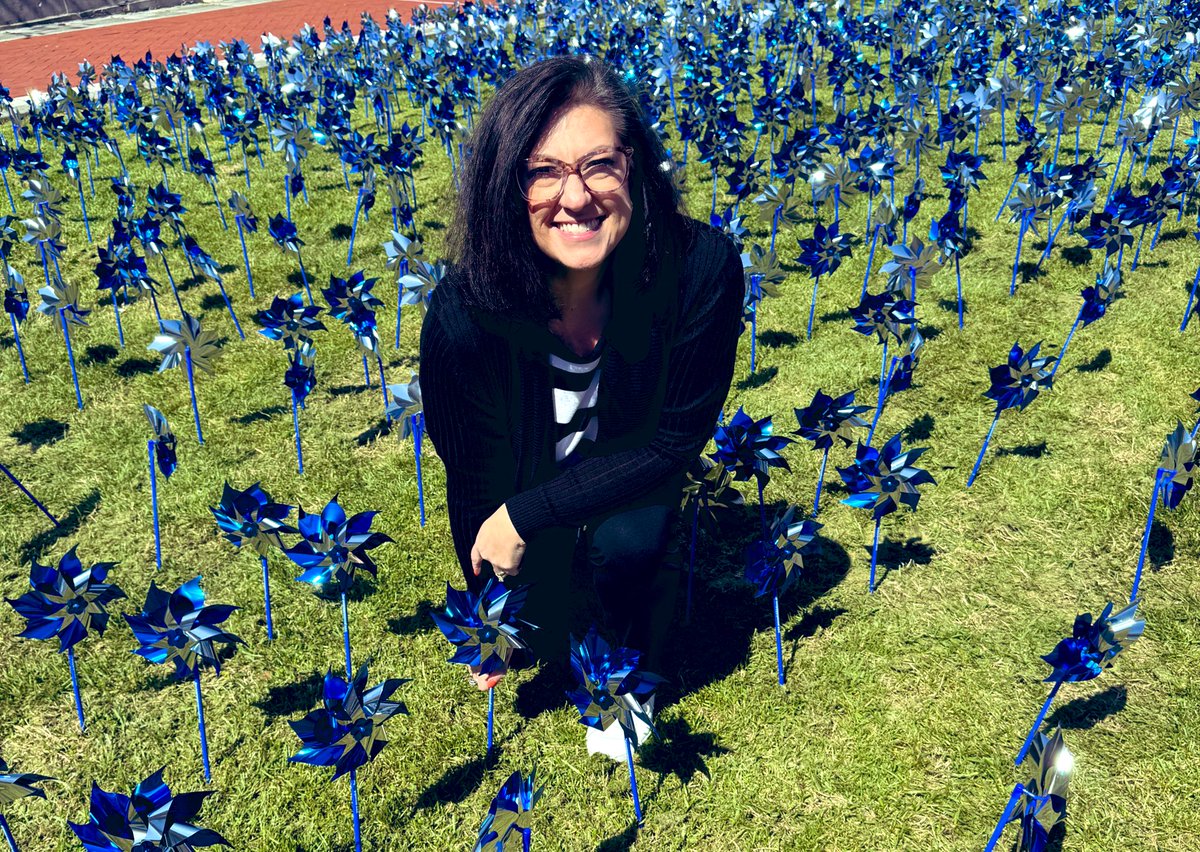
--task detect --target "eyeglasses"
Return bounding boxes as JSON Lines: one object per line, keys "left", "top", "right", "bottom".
{"left": 518, "top": 146, "right": 634, "bottom": 203}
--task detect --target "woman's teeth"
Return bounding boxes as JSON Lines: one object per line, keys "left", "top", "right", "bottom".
{"left": 555, "top": 218, "right": 602, "bottom": 233}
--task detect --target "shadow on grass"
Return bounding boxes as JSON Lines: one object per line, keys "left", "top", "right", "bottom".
{"left": 311, "top": 576, "right": 378, "bottom": 604}
{"left": 386, "top": 599, "right": 435, "bottom": 636}
{"left": 996, "top": 441, "right": 1047, "bottom": 458}
{"left": 1048, "top": 685, "right": 1127, "bottom": 731}
{"left": 640, "top": 716, "right": 730, "bottom": 786}
{"left": 231, "top": 405, "right": 288, "bottom": 426}
{"left": 328, "top": 384, "right": 367, "bottom": 397}
{"left": 82, "top": 343, "right": 119, "bottom": 366}
{"left": 11, "top": 418, "right": 69, "bottom": 450}
{"left": 116, "top": 357, "right": 159, "bottom": 378}
{"left": 199, "top": 293, "right": 226, "bottom": 312}
{"left": 253, "top": 670, "right": 324, "bottom": 718}
{"left": 736, "top": 365, "right": 777, "bottom": 390}
{"left": 936, "top": 298, "right": 967, "bottom": 318}
{"left": 819, "top": 308, "right": 853, "bottom": 323}
{"left": 356, "top": 419, "right": 392, "bottom": 446}
{"left": 596, "top": 821, "right": 640, "bottom": 852}
{"left": 20, "top": 489, "right": 100, "bottom": 563}
{"left": 758, "top": 330, "right": 798, "bottom": 349}
{"left": 903, "top": 413, "right": 935, "bottom": 443}
{"left": 1076, "top": 348, "right": 1110, "bottom": 373}
{"left": 870, "top": 536, "right": 936, "bottom": 590}
{"left": 662, "top": 506, "right": 851, "bottom": 705}
{"left": 330, "top": 223, "right": 352, "bottom": 241}
{"left": 1061, "top": 246, "right": 1092, "bottom": 266}
{"left": 413, "top": 753, "right": 490, "bottom": 810}
{"left": 1149, "top": 519, "right": 1174, "bottom": 570}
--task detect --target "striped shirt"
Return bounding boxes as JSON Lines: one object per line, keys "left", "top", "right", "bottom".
{"left": 549, "top": 341, "right": 603, "bottom": 466}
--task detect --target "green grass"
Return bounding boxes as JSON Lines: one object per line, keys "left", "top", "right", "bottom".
{"left": 1, "top": 81, "right": 1199, "bottom": 852}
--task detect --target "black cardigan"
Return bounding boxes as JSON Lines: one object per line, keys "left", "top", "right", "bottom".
{"left": 420, "top": 217, "right": 744, "bottom": 585}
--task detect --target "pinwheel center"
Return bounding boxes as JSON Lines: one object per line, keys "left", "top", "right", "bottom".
{"left": 329, "top": 545, "right": 350, "bottom": 566}
{"left": 591, "top": 689, "right": 614, "bottom": 710}
{"left": 166, "top": 628, "right": 189, "bottom": 649}
{"left": 880, "top": 475, "right": 900, "bottom": 492}
{"left": 477, "top": 625, "right": 499, "bottom": 644}
{"left": 65, "top": 598, "right": 88, "bottom": 615}
{"left": 350, "top": 717, "right": 374, "bottom": 742}
{"left": 240, "top": 521, "right": 258, "bottom": 539}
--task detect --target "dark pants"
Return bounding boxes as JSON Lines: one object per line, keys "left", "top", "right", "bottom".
{"left": 510, "top": 472, "right": 685, "bottom": 672}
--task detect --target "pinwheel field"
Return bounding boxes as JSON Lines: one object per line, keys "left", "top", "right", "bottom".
{"left": 1, "top": 2, "right": 1199, "bottom": 850}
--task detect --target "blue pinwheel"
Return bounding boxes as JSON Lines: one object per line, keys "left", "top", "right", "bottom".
{"left": 324, "top": 270, "right": 389, "bottom": 415}
{"left": 268, "top": 213, "right": 312, "bottom": 303}
{"left": 744, "top": 505, "right": 821, "bottom": 686}
{"left": 37, "top": 277, "right": 89, "bottom": 410}
{"left": 385, "top": 372, "right": 426, "bottom": 525}
{"left": 7, "top": 546, "right": 124, "bottom": 731}
{"left": 0, "top": 757, "right": 53, "bottom": 852}
{"left": 929, "top": 204, "right": 968, "bottom": 328}
{"left": 289, "top": 664, "right": 408, "bottom": 852}
{"left": 432, "top": 580, "right": 534, "bottom": 755}
{"left": 182, "top": 234, "right": 244, "bottom": 339}
{"left": 148, "top": 312, "right": 222, "bottom": 444}
{"left": 475, "top": 769, "right": 543, "bottom": 852}
{"left": 566, "top": 627, "right": 662, "bottom": 827}
{"left": 256, "top": 292, "right": 325, "bottom": 349}
{"left": 1131, "top": 423, "right": 1197, "bottom": 602}
{"left": 1, "top": 228, "right": 30, "bottom": 383}
{"left": 838, "top": 433, "right": 936, "bottom": 592}
{"left": 143, "top": 404, "right": 176, "bottom": 571}
{"left": 285, "top": 341, "right": 316, "bottom": 472}
{"left": 1015, "top": 601, "right": 1143, "bottom": 765}
{"left": 850, "top": 289, "right": 917, "bottom": 398}
{"left": 793, "top": 388, "right": 869, "bottom": 516}
{"left": 709, "top": 406, "right": 793, "bottom": 530}
{"left": 1052, "top": 261, "right": 1122, "bottom": 378}
{"left": 68, "top": 768, "right": 228, "bottom": 852}
{"left": 228, "top": 191, "right": 258, "bottom": 298}
{"left": 211, "top": 482, "right": 295, "bottom": 641}
{"left": 969, "top": 342, "right": 1057, "bottom": 487}
{"left": 796, "top": 221, "right": 858, "bottom": 339}
{"left": 124, "top": 578, "right": 242, "bottom": 781}
{"left": 985, "top": 729, "right": 1072, "bottom": 852}
{"left": 285, "top": 496, "right": 392, "bottom": 677}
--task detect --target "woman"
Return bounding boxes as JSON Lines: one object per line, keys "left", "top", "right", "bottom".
{"left": 421, "top": 56, "right": 743, "bottom": 698}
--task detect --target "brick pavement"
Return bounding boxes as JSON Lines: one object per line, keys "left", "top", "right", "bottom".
{"left": 0, "top": 0, "right": 451, "bottom": 96}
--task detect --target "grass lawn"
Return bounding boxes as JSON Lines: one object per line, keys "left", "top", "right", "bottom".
{"left": 1, "top": 49, "right": 1199, "bottom": 852}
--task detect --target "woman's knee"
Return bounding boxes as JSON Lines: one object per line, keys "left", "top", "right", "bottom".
{"left": 588, "top": 503, "right": 674, "bottom": 575}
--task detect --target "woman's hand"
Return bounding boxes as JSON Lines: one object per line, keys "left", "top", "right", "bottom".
{"left": 471, "top": 503, "right": 527, "bottom": 581}
{"left": 468, "top": 664, "right": 506, "bottom": 691}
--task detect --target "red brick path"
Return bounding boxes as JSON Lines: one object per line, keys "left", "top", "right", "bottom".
{"left": 0, "top": 0, "right": 450, "bottom": 96}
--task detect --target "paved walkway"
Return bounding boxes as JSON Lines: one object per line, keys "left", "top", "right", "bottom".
{"left": 0, "top": 0, "right": 452, "bottom": 96}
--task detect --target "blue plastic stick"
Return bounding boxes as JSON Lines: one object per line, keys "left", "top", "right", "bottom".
{"left": 757, "top": 478, "right": 766, "bottom": 536}
{"left": 625, "top": 736, "right": 644, "bottom": 827}
{"left": 813, "top": 447, "right": 829, "bottom": 516}
{"left": 983, "top": 783, "right": 1025, "bottom": 852}
{"left": 1180, "top": 265, "right": 1200, "bottom": 331}
{"left": 750, "top": 303, "right": 757, "bottom": 374}
{"left": 362, "top": 355, "right": 371, "bottom": 388}
{"left": 1015, "top": 681, "right": 1061, "bottom": 765}
{"left": 9, "top": 314, "right": 29, "bottom": 383}
{"left": 148, "top": 441, "right": 162, "bottom": 570}
{"left": 523, "top": 827, "right": 531, "bottom": 852}
{"left": 861, "top": 225, "right": 879, "bottom": 301}
{"left": 236, "top": 220, "right": 256, "bottom": 299}
{"left": 414, "top": 414, "right": 426, "bottom": 527}
{"left": 261, "top": 555, "right": 275, "bottom": 640}
{"left": 296, "top": 249, "right": 313, "bottom": 305}
{"left": 868, "top": 516, "right": 881, "bottom": 593}
{"left": 867, "top": 358, "right": 899, "bottom": 446}
{"left": 214, "top": 279, "right": 245, "bottom": 339}
{"left": 68, "top": 647, "right": 85, "bottom": 731}
{"left": 111, "top": 295, "right": 124, "bottom": 347}
{"left": 0, "top": 812, "right": 18, "bottom": 852}
{"left": 76, "top": 180, "right": 92, "bottom": 243}
{"left": 60, "top": 310, "right": 83, "bottom": 410}
{"left": 773, "top": 594, "right": 784, "bottom": 685}
{"left": 806, "top": 275, "right": 820, "bottom": 340}
{"left": 185, "top": 348, "right": 204, "bottom": 444}
{"left": 347, "top": 191, "right": 363, "bottom": 265}
{"left": 349, "top": 768, "right": 363, "bottom": 852}
{"left": 376, "top": 356, "right": 389, "bottom": 418}
{"left": 955, "top": 255, "right": 963, "bottom": 329}
{"left": 878, "top": 340, "right": 889, "bottom": 399}
{"left": 486, "top": 686, "right": 495, "bottom": 755}
{"left": 967, "top": 413, "right": 1001, "bottom": 487}
{"left": 341, "top": 592, "right": 353, "bottom": 677}
{"left": 685, "top": 499, "right": 698, "bottom": 623}
{"left": 1131, "top": 470, "right": 1166, "bottom": 603}
{"left": 1010, "top": 220, "right": 1026, "bottom": 296}
{"left": 1051, "top": 311, "right": 1082, "bottom": 379}
{"left": 195, "top": 670, "right": 211, "bottom": 782}
{"left": 292, "top": 395, "right": 304, "bottom": 475}
{"left": 0, "top": 461, "right": 58, "bottom": 526}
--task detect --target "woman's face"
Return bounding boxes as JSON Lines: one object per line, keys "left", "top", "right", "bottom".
{"left": 525, "top": 104, "right": 633, "bottom": 280}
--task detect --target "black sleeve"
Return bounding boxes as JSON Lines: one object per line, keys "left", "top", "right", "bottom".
{"left": 504, "top": 228, "right": 744, "bottom": 539}
{"left": 420, "top": 290, "right": 517, "bottom": 588}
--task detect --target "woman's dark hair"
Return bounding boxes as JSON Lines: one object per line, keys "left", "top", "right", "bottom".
{"left": 447, "top": 56, "right": 685, "bottom": 325}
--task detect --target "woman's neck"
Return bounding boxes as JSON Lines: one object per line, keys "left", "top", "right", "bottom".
{"left": 551, "top": 266, "right": 605, "bottom": 319}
